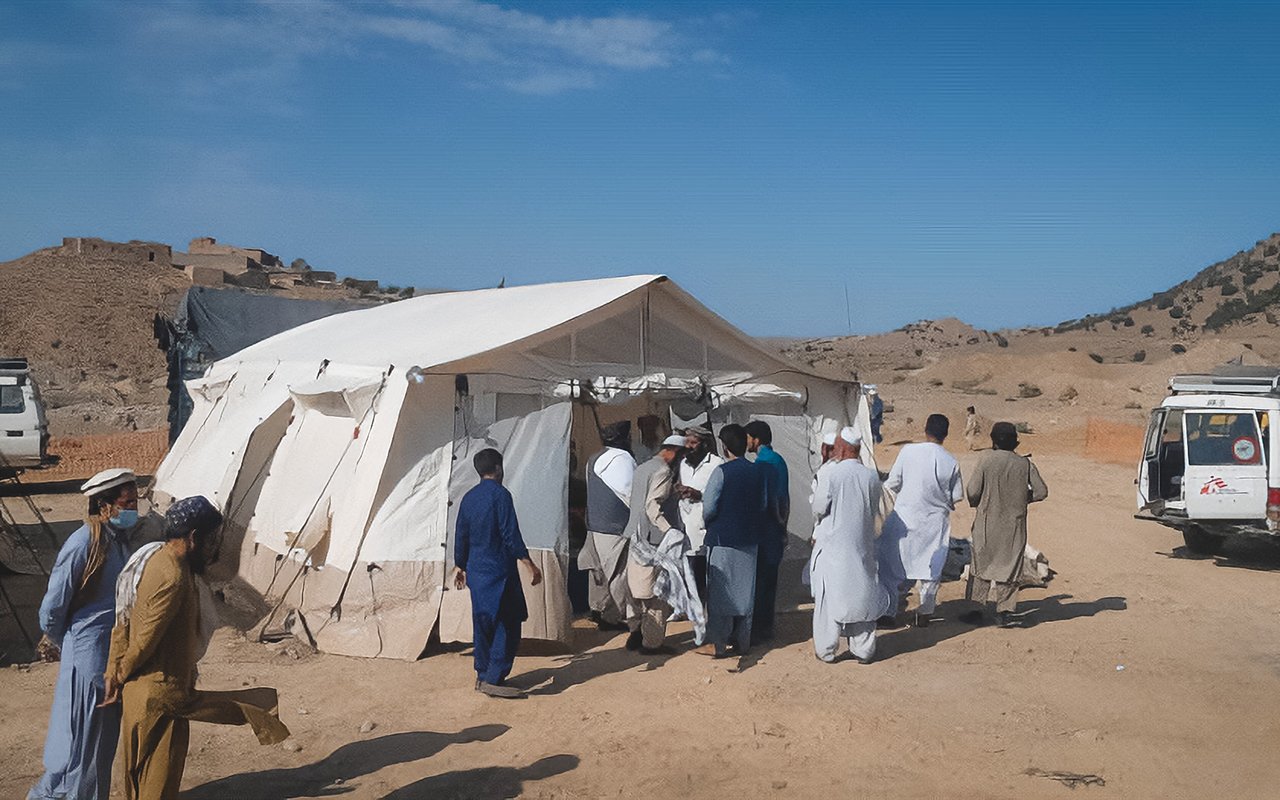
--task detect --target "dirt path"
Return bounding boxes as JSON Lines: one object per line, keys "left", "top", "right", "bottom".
{"left": 3, "top": 453, "right": 1279, "bottom": 798}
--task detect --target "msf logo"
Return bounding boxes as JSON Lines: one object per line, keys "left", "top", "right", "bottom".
{"left": 1201, "top": 477, "right": 1244, "bottom": 496}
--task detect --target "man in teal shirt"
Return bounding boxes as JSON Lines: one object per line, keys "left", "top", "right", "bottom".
{"left": 745, "top": 420, "right": 789, "bottom": 644}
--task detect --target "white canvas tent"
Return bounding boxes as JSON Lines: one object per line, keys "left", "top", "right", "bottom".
{"left": 153, "top": 275, "right": 873, "bottom": 659}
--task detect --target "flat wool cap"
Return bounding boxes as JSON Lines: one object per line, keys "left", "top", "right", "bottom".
{"left": 80, "top": 468, "right": 136, "bottom": 497}
{"left": 661, "top": 434, "right": 687, "bottom": 448}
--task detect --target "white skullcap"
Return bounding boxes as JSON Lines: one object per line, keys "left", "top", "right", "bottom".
{"left": 822, "top": 431, "right": 838, "bottom": 446}
{"left": 661, "top": 434, "right": 687, "bottom": 448}
{"left": 80, "top": 467, "right": 137, "bottom": 497}
{"left": 840, "top": 427, "right": 862, "bottom": 446}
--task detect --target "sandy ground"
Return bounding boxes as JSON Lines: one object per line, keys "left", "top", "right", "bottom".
{"left": 4, "top": 431, "right": 1280, "bottom": 799}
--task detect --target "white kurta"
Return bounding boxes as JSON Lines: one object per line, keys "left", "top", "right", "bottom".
{"left": 878, "top": 442, "right": 964, "bottom": 584}
{"left": 810, "top": 459, "right": 891, "bottom": 625}
{"left": 678, "top": 453, "right": 724, "bottom": 553}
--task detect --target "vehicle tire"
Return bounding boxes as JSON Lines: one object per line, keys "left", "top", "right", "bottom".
{"left": 1182, "top": 526, "right": 1224, "bottom": 555}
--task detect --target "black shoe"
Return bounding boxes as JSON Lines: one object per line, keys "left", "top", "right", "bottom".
{"left": 914, "top": 612, "right": 931, "bottom": 628}
{"left": 625, "top": 630, "right": 643, "bottom": 651}
{"left": 996, "top": 612, "right": 1016, "bottom": 629}
{"left": 958, "top": 610, "right": 986, "bottom": 626}
{"left": 478, "top": 682, "right": 526, "bottom": 699}
{"left": 597, "top": 619, "right": 630, "bottom": 632}
{"left": 876, "top": 615, "right": 897, "bottom": 629}
{"left": 639, "top": 644, "right": 675, "bottom": 656}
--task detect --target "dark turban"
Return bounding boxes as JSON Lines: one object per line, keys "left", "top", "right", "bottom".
{"left": 990, "top": 422, "right": 1020, "bottom": 452}
{"left": 601, "top": 420, "right": 631, "bottom": 450}
{"left": 164, "top": 495, "right": 224, "bottom": 541}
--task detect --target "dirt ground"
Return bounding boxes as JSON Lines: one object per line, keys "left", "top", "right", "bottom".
{"left": 4, "top": 424, "right": 1280, "bottom": 799}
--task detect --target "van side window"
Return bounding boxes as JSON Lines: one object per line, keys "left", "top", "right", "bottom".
{"left": 0, "top": 386, "right": 24, "bottom": 414}
{"left": 1185, "top": 412, "right": 1263, "bottom": 465}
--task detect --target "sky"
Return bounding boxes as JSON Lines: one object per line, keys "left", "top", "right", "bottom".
{"left": 2, "top": 1, "right": 1278, "bottom": 337}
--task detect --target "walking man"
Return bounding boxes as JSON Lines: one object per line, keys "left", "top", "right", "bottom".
{"left": 625, "top": 434, "right": 695, "bottom": 653}
{"left": 578, "top": 421, "right": 636, "bottom": 631}
{"left": 30, "top": 468, "right": 138, "bottom": 800}
{"left": 454, "top": 448, "right": 543, "bottom": 697}
{"left": 962, "top": 422, "right": 1049, "bottom": 627}
{"left": 810, "top": 428, "right": 892, "bottom": 664}
{"left": 105, "top": 496, "right": 289, "bottom": 799}
{"left": 878, "top": 414, "right": 964, "bottom": 627}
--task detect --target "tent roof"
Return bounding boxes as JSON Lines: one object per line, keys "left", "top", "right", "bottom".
{"left": 222, "top": 274, "right": 830, "bottom": 381}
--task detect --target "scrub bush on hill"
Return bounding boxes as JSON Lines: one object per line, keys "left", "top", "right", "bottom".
{"left": 1221, "top": 281, "right": 1239, "bottom": 296}
{"left": 1204, "top": 283, "right": 1280, "bottom": 331}
{"left": 1169, "top": 306, "right": 1185, "bottom": 319}
{"left": 1141, "top": 324, "right": 1155, "bottom": 335}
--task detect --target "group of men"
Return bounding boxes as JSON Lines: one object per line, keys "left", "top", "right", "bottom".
{"left": 454, "top": 408, "right": 1050, "bottom": 694}
{"left": 576, "top": 419, "right": 791, "bottom": 659}
{"left": 30, "top": 470, "right": 288, "bottom": 800}
{"left": 30, "top": 407, "right": 1051, "bottom": 795}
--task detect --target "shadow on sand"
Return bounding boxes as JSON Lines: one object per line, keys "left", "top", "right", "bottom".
{"left": 512, "top": 635, "right": 678, "bottom": 695}
{"left": 875, "top": 593, "right": 1128, "bottom": 661}
{"left": 380, "top": 754, "right": 579, "bottom": 800}
{"left": 181, "top": 726, "right": 509, "bottom": 799}
{"left": 1160, "top": 539, "right": 1280, "bottom": 572}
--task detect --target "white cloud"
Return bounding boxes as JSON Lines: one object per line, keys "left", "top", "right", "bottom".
{"left": 127, "top": 0, "right": 724, "bottom": 101}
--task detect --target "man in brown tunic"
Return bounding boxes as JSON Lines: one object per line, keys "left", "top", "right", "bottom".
{"left": 103, "top": 496, "right": 289, "bottom": 800}
{"left": 961, "top": 422, "right": 1048, "bottom": 627}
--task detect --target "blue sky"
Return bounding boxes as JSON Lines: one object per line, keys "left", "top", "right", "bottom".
{"left": 2, "top": 1, "right": 1278, "bottom": 336}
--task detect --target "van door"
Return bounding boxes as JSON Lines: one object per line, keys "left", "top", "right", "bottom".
{"left": 1183, "top": 410, "right": 1268, "bottom": 520}
{"left": 1138, "top": 410, "right": 1164, "bottom": 509}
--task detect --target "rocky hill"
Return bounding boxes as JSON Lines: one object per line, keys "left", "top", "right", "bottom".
{"left": 784, "top": 232, "right": 1280, "bottom": 379}
{"left": 0, "top": 246, "right": 190, "bottom": 435}
{"left": 0, "top": 241, "right": 378, "bottom": 436}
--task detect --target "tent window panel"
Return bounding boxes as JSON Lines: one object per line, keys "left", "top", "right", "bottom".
{"left": 571, "top": 307, "right": 641, "bottom": 366}
{"left": 705, "top": 341, "right": 754, "bottom": 373}
{"left": 647, "top": 319, "right": 707, "bottom": 371}
{"left": 496, "top": 392, "right": 543, "bottom": 421}
{"left": 531, "top": 334, "right": 572, "bottom": 361}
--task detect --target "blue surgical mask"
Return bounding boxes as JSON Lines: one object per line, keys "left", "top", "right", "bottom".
{"left": 109, "top": 509, "right": 139, "bottom": 530}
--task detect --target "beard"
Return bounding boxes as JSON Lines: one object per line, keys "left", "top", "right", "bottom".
{"left": 187, "top": 548, "right": 208, "bottom": 575}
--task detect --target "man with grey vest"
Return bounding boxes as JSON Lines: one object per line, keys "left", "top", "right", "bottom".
{"left": 577, "top": 421, "right": 637, "bottom": 633}
{"left": 624, "top": 434, "right": 689, "bottom": 653}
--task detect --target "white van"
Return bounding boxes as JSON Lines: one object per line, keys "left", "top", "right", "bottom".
{"left": 0, "top": 358, "right": 51, "bottom": 475}
{"left": 1136, "top": 370, "right": 1280, "bottom": 553}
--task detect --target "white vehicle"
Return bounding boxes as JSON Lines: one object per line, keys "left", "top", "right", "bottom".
{"left": 0, "top": 358, "right": 50, "bottom": 475}
{"left": 1136, "top": 369, "right": 1280, "bottom": 553}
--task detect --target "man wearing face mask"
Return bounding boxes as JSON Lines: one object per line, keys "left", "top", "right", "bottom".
{"left": 30, "top": 467, "right": 139, "bottom": 800}
{"left": 104, "top": 496, "right": 289, "bottom": 799}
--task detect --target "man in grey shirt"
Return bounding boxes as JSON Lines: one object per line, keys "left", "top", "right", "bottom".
{"left": 624, "top": 435, "right": 687, "bottom": 653}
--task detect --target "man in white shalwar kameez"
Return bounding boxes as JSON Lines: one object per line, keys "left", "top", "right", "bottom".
{"left": 877, "top": 414, "right": 964, "bottom": 627}
{"left": 809, "top": 428, "right": 892, "bottom": 664}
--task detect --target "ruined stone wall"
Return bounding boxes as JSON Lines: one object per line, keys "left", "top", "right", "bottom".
{"left": 58, "top": 238, "right": 172, "bottom": 267}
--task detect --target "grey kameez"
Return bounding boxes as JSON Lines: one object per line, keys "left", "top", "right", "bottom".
{"left": 965, "top": 449, "right": 1048, "bottom": 610}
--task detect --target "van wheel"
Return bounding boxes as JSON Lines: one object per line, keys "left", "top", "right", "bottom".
{"left": 1182, "top": 526, "right": 1224, "bottom": 555}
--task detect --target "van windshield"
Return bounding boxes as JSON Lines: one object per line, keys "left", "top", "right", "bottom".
{"left": 0, "top": 386, "right": 24, "bottom": 414}
{"left": 1185, "top": 412, "right": 1264, "bottom": 465}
